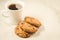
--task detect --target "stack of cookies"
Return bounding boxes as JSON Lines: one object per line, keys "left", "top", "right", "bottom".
{"left": 15, "top": 16, "right": 41, "bottom": 38}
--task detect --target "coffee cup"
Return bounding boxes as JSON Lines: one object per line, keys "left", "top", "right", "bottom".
{"left": 1, "top": 0, "right": 24, "bottom": 25}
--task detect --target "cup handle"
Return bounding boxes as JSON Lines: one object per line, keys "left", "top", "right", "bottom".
{"left": 2, "top": 11, "right": 10, "bottom": 17}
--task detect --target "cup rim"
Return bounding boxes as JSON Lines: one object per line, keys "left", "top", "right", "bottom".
{"left": 5, "top": 0, "right": 24, "bottom": 11}
{"left": 7, "top": 3, "right": 23, "bottom": 11}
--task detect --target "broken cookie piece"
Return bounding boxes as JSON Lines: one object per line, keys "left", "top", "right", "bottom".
{"left": 24, "top": 16, "right": 41, "bottom": 28}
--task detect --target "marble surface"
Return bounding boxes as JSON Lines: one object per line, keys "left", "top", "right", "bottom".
{"left": 0, "top": 0, "right": 60, "bottom": 40}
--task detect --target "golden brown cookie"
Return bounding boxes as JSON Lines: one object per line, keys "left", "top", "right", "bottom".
{"left": 24, "top": 16, "right": 41, "bottom": 27}
{"left": 15, "top": 26, "right": 31, "bottom": 38}
{"left": 18, "top": 21, "right": 38, "bottom": 33}
{"left": 15, "top": 16, "right": 42, "bottom": 38}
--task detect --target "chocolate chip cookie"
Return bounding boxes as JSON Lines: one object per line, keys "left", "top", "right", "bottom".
{"left": 18, "top": 21, "right": 38, "bottom": 33}
{"left": 15, "top": 16, "right": 42, "bottom": 38}
{"left": 24, "top": 16, "right": 41, "bottom": 27}
{"left": 15, "top": 26, "right": 31, "bottom": 38}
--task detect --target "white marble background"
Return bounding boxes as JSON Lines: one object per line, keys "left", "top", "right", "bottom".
{"left": 0, "top": 0, "right": 60, "bottom": 40}
{"left": 22, "top": 0, "right": 60, "bottom": 20}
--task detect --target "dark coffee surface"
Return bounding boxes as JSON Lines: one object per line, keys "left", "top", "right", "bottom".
{"left": 8, "top": 4, "right": 18, "bottom": 10}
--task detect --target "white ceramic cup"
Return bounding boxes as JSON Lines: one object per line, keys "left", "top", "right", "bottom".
{"left": 1, "top": 1, "right": 24, "bottom": 25}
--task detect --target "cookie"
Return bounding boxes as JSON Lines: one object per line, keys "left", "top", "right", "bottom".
{"left": 15, "top": 16, "right": 42, "bottom": 38}
{"left": 18, "top": 21, "right": 38, "bottom": 33}
{"left": 15, "top": 26, "right": 31, "bottom": 38}
{"left": 24, "top": 16, "right": 41, "bottom": 27}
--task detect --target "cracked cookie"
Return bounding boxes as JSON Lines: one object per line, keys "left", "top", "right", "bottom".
{"left": 15, "top": 26, "right": 31, "bottom": 38}
{"left": 24, "top": 16, "right": 41, "bottom": 28}
{"left": 18, "top": 21, "right": 38, "bottom": 33}
{"left": 15, "top": 16, "right": 41, "bottom": 38}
